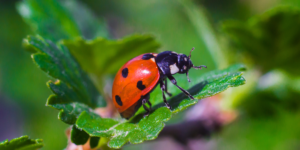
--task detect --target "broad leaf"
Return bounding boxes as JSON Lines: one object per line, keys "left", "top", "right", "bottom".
{"left": 23, "top": 35, "right": 106, "bottom": 124}
{"left": 17, "top": 0, "right": 80, "bottom": 42}
{"left": 61, "top": 0, "right": 109, "bottom": 39}
{"left": 0, "top": 136, "right": 43, "bottom": 150}
{"left": 221, "top": 6, "right": 300, "bottom": 74}
{"left": 17, "top": 0, "right": 108, "bottom": 42}
{"left": 76, "top": 64, "right": 246, "bottom": 148}
{"left": 62, "top": 34, "right": 160, "bottom": 75}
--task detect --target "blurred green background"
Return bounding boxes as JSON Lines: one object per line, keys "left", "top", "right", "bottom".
{"left": 1, "top": 0, "right": 300, "bottom": 149}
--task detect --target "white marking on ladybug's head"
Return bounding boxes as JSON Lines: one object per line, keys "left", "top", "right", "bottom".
{"left": 170, "top": 63, "right": 179, "bottom": 74}
{"left": 153, "top": 53, "right": 158, "bottom": 57}
{"left": 184, "top": 57, "right": 187, "bottom": 61}
{"left": 150, "top": 58, "right": 155, "bottom": 62}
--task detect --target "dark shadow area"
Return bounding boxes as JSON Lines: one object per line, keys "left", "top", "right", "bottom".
{"left": 129, "top": 80, "right": 209, "bottom": 123}
{"left": 168, "top": 80, "right": 209, "bottom": 109}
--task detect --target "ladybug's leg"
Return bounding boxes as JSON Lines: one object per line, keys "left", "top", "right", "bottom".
{"left": 142, "top": 94, "right": 151, "bottom": 117}
{"left": 160, "top": 80, "right": 172, "bottom": 109}
{"left": 167, "top": 75, "right": 195, "bottom": 100}
{"left": 147, "top": 101, "right": 152, "bottom": 110}
{"left": 164, "top": 79, "right": 172, "bottom": 97}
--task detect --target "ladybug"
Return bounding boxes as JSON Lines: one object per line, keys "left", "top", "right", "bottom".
{"left": 112, "top": 48, "right": 207, "bottom": 119}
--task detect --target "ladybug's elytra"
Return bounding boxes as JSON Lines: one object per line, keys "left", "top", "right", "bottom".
{"left": 112, "top": 48, "right": 207, "bottom": 119}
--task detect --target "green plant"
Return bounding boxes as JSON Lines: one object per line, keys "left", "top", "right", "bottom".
{"left": 0, "top": 136, "right": 43, "bottom": 150}
{"left": 12, "top": 0, "right": 247, "bottom": 149}
{"left": 221, "top": 6, "right": 300, "bottom": 75}
{"left": 24, "top": 35, "right": 245, "bottom": 149}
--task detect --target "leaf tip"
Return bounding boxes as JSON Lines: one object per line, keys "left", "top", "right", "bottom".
{"left": 46, "top": 94, "right": 58, "bottom": 106}
{"left": 22, "top": 37, "right": 36, "bottom": 53}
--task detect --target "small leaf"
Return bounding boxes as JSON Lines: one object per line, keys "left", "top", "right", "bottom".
{"left": 62, "top": 34, "right": 160, "bottom": 75}
{"left": 23, "top": 35, "right": 106, "bottom": 124}
{"left": 76, "top": 64, "right": 246, "bottom": 149}
{"left": 0, "top": 135, "right": 43, "bottom": 150}
{"left": 221, "top": 6, "right": 300, "bottom": 74}
{"left": 17, "top": 0, "right": 80, "bottom": 42}
{"left": 90, "top": 137, "right": 100, "bottom": 149}
{"left": 71, "top": 125, "right": 90, "bottom": 145}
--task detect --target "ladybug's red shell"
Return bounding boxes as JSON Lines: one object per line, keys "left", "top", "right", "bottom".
{"left": 112, "top": 53, "right": 159, "bottom": 118}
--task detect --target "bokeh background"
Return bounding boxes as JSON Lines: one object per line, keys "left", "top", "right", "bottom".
{"left": 1, "top": 0, "right": 300, "bottom": 150}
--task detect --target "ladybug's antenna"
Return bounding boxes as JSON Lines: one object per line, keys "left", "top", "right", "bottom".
{"left": 188, "top": 47, "right": 207, "bottom": 81}
{"left": 188, "top": 47, "right": 195, "bottom": 59}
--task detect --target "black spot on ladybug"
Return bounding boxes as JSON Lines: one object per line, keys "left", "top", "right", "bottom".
{"left": 115, "top": 95, "right": 123, "bottom": 106}
{"left": 137, "top": 80, "right": 146, "bottom": 90}
{"left": 122, "top": 68, "right": 128, "bottom": 78}
{"left": 142, "top": 54, "right": 154, "bottom": 60}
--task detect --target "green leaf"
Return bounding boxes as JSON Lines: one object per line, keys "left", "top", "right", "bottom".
{"left": 17, "top": 0, "right": 109, "bottom": 42}
{"left": 62, "top": 34, "right": 160, "bottom": 75}
{"left": 0, "top": 136, "right": 43, "bottom": 150}
{"left": 221, "top": 6, "right": 300, "bottom": 74}
{"left": 71, "top": 125, "right": 90, "bottom": 145}
{"left": 76, "top": 64, "right": 246, "bottom": 149}
{"left": 17, "top": 0, "right": 80, "bottom": 42}
{"left": 90, "top": 137, "right": 100, "bottom": 149}
{"left": 61, "top": 1, "right": 109, "bottom": 39}
{"left": 23, "top": 35, "right": 106, "bottom": 124}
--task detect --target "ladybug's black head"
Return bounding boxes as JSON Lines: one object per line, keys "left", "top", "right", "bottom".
{"left": 177, "top": 54, "right": 193, "bottom": 73}
{"left": 177, "top": 47, "right": 207, "bottom": 82}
